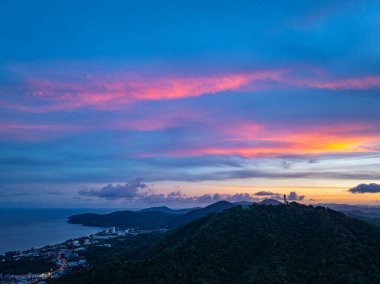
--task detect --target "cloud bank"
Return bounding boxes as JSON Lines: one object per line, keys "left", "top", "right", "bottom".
{"left": 79, "top": 180, "right": 261, "bottom": 204}
{"left": 287, "top": 191, "right": 305, "bottom": 201}
{"left": 78, "top": 180, "right": 305, "bottom": 205}
{"left": 79, "top": 179, "right": 148, "bottom": 200}
{"left": 348, "top": 183, "right": 380, "bottom": 194}
{"left": 254, "top": 191, "right": 277, "bottom": 196}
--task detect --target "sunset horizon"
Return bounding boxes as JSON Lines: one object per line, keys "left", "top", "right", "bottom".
{"left": 1, "top": 0, "right": 380, "bottom": 208}
{"left": 3, "top": 2, "right": 380, "bottom": 283}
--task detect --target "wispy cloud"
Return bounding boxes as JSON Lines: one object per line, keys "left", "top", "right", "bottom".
{"left": 4, "top": 64, "right": 380, "bottom": 113}
{"left": 254, "top": 191, "right": 278, "bottom": 196}
{"left": 141, "top": 122, "right": 380, "bottom": 158}
{"left": 20, "top": 70, "right": 281, "bottom": 111}
{"left": 304, "top": 76, "right": 380, "bottom": 90}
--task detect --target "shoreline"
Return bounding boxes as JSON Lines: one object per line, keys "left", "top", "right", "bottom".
{"left": 0, "top": 226, "right": 166, "bottom": 284}
{"left": 0, "top": 208, "right": 115, "bottom": 255}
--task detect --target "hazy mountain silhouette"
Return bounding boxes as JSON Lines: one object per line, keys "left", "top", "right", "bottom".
{"left": 67, "top": 210, "right": 176, "bottom": 229}
{"left": 257, "top": 198, "right": 281, "bottom": 205}
{"left": 68, "top": 200, "right": 237, "bottom": 229}
{"left": 138, "top": 206, "right": 198, "bottom": 214}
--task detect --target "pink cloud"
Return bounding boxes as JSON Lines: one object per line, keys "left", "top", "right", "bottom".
{"left": 0, "top": 121, "right": 84, "bottom": 141}
{"left": 306, "top": 76, "right": 380, "bottom": 90}
{"left": 0, "top": 122, "right": 82, "bottom": 132}
{"left": 273, "top": 72, "right": 380, "bottom": 90}
{"left": 3, "top": 63, "right": 380, "bottom": 114}
{"left": 24, "top": 70, "right": 282, "bottom": 111}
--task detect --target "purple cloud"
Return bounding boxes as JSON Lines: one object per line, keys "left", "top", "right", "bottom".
{"left": 254, "top": 191, "right": 277, "bottom": 196}
{"left": 79, "top": 179, "right": 147, "bottom": 200}
{"left": 349, "top": 183, "right": 380, "bottom": 194}
{"left": 287, "top": 191, "right": 305, "bottom": 201}
{"left": 78, "top": 180, "right": 261, "bottom": 204}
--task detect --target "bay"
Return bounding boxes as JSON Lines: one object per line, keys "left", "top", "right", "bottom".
{"left": 0, "top": 208, "right": 115, "bottom": 254}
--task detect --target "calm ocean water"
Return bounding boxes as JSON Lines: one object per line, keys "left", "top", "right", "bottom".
{"left": 0, "top": 208, "right": 115, "bottom": 255}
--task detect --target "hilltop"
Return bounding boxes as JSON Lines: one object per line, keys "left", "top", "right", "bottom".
{"left": 54, "top": 203, "right": 380, "bottom": 284}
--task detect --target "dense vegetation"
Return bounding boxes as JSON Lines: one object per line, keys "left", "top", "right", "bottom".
{"left": 165, "top": 200, "right": 237, "bottom": 228}
{"left": 52, "top": 203, "right": 380, "bottom": 284}
{"left": 0, "top": 256, "right": 56, "bottom": 275}
{"left": 80, "top": 233, "right": 163, "bottom": 267}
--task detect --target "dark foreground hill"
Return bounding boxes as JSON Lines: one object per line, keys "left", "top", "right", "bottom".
{"left": 54, "top": 203, "right": 380, "bottom": 284}
{"left": 165, "top": 200, "right": 237, "bottom": 228}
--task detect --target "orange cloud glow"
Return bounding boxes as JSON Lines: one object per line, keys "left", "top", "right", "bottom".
{"left": 153, "top": 123, "right": 380, "bottom": 158}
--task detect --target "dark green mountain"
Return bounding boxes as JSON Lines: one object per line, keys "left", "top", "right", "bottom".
{"left": 55, "top": 203, "right": 380, "bottom": 284}
{"left": 165, "top": 200, "right": 238, "bottom": 228}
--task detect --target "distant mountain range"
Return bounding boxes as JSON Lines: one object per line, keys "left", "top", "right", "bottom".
{"left": 138, "top": 206, "right": 199, "bottom": 214}
{"left": 68, "top": 200, "right": 241, "bottom": 229}
{"left": 257, "top": 198, "right": 281, "bottom": 205}
{"left": 318, "top": 203, "right": 380, "bottom": 227}
{"left": 68, "top": 200, "right": 380, "bottom": 230}
{"left": 56, "top": 203, "right": 380, "bottom": 283}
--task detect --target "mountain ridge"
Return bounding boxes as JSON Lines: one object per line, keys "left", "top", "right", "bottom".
{"left": 55, "top": 203, "right": 380, "bottom": 284}
{"left": 138, "top": 206, "right": 198, "bottom": 214}
{"left": 67, "top": 200, "right": 239, "bottom": 229}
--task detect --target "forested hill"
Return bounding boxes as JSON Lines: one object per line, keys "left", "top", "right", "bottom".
{"left": 53, "top": 203, "right": 380, "bottom": 284}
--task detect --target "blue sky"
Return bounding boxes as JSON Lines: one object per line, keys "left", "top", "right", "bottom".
{"left": 1, "top": 0, "right": 380, "bottom": 207}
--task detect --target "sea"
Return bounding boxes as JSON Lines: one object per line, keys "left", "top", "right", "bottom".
{"left": 0, "top": 208, "right": 116, "bottom": 255}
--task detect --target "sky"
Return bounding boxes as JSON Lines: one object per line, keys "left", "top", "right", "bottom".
{"left": 1, "top": 0, "right": 380, "bottom": 208}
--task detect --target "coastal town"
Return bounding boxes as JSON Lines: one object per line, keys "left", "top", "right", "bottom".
{"left": 0, "top": 227, "right": 166, "bottom": 284}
